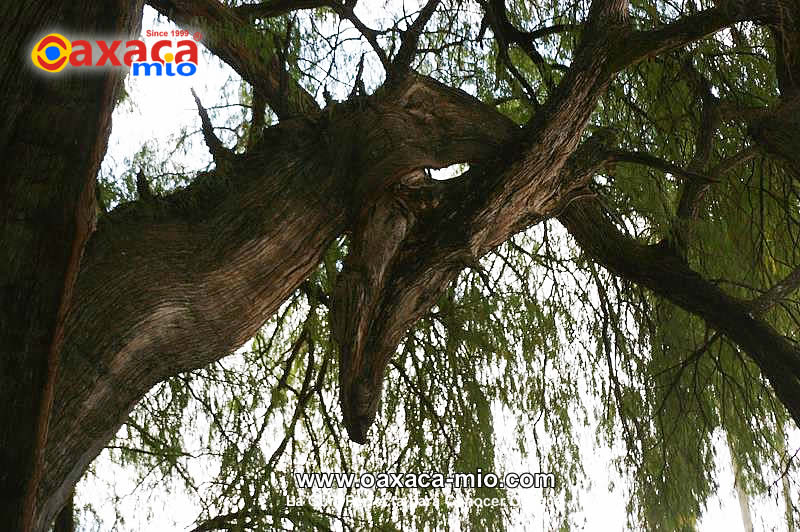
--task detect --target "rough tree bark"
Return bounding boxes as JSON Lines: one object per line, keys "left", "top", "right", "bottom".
{"left": 0, "top": 2, "right": 143, "bottom": 531}
{"left": 1, "top": 0, "right": 798, "bottom": 530}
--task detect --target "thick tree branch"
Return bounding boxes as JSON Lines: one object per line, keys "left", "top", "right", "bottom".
{"left": 768, "top": 1, "right": 800, "bottom": 98}
{"left": 31, "top": 0, "right": 800, "bottom": 524}
{"left": 607, "top": 149, "right": 709, "bottom": 182}
{"left": 673, "top": 60, "right": 720, "bottom": 253}
{"left": 247, "top": 89, "right": 267, "bottom": 150}
{"left": 745, "top": 0, "right": 800, "bottom": 177}
{"left": 747, "top": 99, "right": 800, "bottom": 177}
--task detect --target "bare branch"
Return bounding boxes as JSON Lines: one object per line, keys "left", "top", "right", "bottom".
{"left": 147, "top": 0, "right": 319, "bottom": 119}
{"left": 327, "top": 2, "right": 390, "bottom": 71}
{"left": 607, "top": 149, "right": 710, "bottom": 182}
{"left": 391, "top": 0, "right": 442, "bottom": 77}
{"left": 481, "top": 0, "right": 566, "bottom": 96}
{"left": 191, "top": 88, "right": 232, "bottom": 165}
{"left": 347, "top": 54, "right": 365, "bottom": 99}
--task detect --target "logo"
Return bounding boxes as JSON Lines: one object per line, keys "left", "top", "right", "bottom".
{"left": 31, "top": 33, "right": 72, "bottom": 72}
{"left": 30, "top": 31, "right": 200, "bottom": 76}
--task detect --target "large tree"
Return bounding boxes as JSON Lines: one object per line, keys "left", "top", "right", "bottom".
{"left": 2, "top": 0, "right": 799, "bottom": 529}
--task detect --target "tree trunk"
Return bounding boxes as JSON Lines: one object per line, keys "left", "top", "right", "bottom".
{"left": 0, "top": 2, "right": 143, "bottom": 530}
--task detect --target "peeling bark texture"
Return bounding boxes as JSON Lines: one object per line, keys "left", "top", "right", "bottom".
{"left": 2, "top": 0, "right": 800, "bottom": 528}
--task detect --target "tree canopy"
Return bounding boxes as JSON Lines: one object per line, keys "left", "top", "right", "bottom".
{"left": 1, "top": 0, "right": 799, "bottom": 530}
